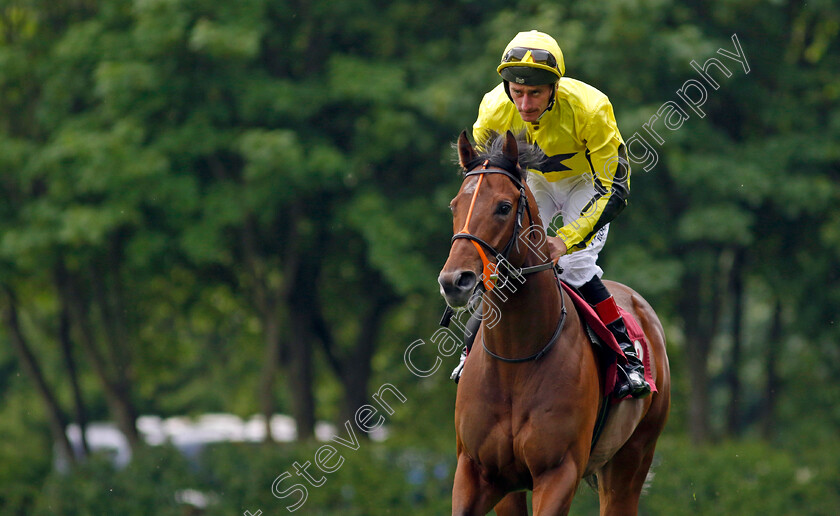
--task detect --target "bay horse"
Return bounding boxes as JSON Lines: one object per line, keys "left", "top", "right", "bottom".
{"left": 438, "top": 131, "right": 670, "bottom": 515}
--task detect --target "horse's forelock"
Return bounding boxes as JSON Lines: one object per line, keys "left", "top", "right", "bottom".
{"left": 468, "top": 131, "right": 544, "bottom": 181}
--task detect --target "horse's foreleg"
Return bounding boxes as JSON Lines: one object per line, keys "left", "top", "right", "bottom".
{"left": 494, "top": 492, "right": 528, "bottom": 516}
{"left": 452, "top": 453, "right": 503, "bottom": 516}
{"left": 531, "top": 458, "right": 582, "bottom": 516}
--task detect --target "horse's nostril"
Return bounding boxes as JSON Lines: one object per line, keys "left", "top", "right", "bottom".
{"left": 438, "top": 270, "right": 478, "bottom": 307}
{"left": 456, "top": 271, "right": 477, "bottom": 290}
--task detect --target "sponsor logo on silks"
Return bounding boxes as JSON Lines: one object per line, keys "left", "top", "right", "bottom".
{"left": 633, "top": 340, "right": 644, "bottom": 362}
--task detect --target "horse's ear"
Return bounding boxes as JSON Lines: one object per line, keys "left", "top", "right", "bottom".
{"left": 458, "top": 130, "right": 478, "bottom": 171}
{"left": 501, "top": 130, "right": 519, "bottom": 165}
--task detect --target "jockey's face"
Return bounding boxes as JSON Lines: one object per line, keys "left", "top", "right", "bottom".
{"left": 509, "top": 83, "right": 554, "bottom": 122}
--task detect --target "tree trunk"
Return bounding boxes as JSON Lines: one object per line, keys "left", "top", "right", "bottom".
{"left": 2, "top": 286, "right": 76, "bottom": 466}
{"left": 248, "top": 208, "right": 301, "bottom": 443}
{"left": 258, "top": 311, "right": 282, "bottom": 443}
{"left": 284, "top": 252, "right": 319, "bottom": 441}
{"left": 726, "top": 248, "right": 745, "bottom": 436}
{"left": 761, "top": 300, "right": 783, "bottom": 440}
{"left": 339, "top": 288, "right": 397, "bottom": 426}
{"left": 241, "top": 218, "right": 282, "bottom": 443}
{"left": 312, "top": 268, "right": 398, "bottom": 433}
{"left": 56, "top": 261, "right": 90, "bottom": 456}
{"left": 684, "top": 329, "right": 711, "bottom": 443}
{"left": 84, "top": 239, "right": 142, "bottom": 452}
{"left": 60, "top": 271, "right": 142, "bottom": 451}
{"left": 88, "top": 235, "right": 132, "bottom": 384}
{"left": 287, "top": 309, "right": 316, "bottom": 440}
{"left": 679, "top": 252, "right": 724, "bottom": 444}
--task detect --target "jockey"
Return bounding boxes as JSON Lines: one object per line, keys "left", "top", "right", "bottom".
{"left": 451, "top": 30, "right": 650, "bottom": 399}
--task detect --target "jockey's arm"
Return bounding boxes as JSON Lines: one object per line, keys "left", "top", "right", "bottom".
{"left": 555, "top": 99, "right": 630, "bottom": 253}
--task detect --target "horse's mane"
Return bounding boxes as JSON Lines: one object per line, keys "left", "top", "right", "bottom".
{"left": 461, "top": 131, "right": 546, "bottom": 174}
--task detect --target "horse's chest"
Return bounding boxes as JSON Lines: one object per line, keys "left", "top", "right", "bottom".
{"left": 457, "top": 398, "right": 566, "bottom": 482}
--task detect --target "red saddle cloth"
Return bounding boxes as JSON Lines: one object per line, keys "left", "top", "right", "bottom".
{"left": 560, "top": 283, "right": 657, "bottom": 399}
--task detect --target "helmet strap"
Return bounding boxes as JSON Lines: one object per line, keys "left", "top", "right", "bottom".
{"left": 503, "top": 81, "right": 513, "bottom": 103}
{"left": 536, "top": 89, "right": 556, "bottom": 121}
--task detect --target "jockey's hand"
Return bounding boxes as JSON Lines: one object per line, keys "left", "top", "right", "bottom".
{"left": 546, "top": 236, "right": 567, "bottom": 263}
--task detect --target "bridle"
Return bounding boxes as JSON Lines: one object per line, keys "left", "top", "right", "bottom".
{"left": 445, "top": 158, "right": 567, "bottom": 363}
{"left": 451, "top": 159, "right": 553, "bottom": 289}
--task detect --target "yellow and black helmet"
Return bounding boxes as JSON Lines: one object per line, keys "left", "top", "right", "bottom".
{"left": 497, "top": 30, "right": 565, "bottom": 86}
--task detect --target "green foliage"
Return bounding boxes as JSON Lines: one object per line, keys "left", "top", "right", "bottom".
{"left": 188, "top": 18, "right": 262, "bottom": 60}
{"left": 677, "top": 205, "right": 755, "bottom": 245}
{"left": 639, "top": 437, "right": 840, "bottom": 515}
{"left": 15, "top": 436, "right": 840, "bottom": 515}
{"left": 328, "top": 56, "right": 407, "bottom": 102}
{"left": 1, "top": 0, "right": 840, "bottom": 513}
{"left": 32, "top": 446, "right": 194, "bottom": 516}
{"left": 0, "top": 386, "right": 53, "bottom": 515}
{"left": 22, "top": 441, "right": 454, "bottom": 516}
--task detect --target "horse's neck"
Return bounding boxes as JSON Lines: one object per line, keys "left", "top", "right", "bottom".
{"left": 483, "top": 266, "right": 563, "bottom": 355}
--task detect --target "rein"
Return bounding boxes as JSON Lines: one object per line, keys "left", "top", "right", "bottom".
{"left": 446, "top": 160, "right": 566, "bottom": 363}
{"left": 482, "top": 292, "right": 566, "bottom": 363}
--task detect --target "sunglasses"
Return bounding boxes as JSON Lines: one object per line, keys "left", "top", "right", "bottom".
{"left": 501, "top": 47, "right": 558, "bottom": 69}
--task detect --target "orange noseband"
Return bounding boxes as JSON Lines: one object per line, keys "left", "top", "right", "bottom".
{"left": 456, "top": 161, "right": 498, "bottom": 290}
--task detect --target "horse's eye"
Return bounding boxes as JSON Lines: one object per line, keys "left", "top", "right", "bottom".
{"left": 496, "top": 202, "right": 513, "bottom": 216}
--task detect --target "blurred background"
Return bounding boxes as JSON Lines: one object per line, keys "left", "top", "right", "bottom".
{"left": 1, "top": 0, "right": 839, "bottom": 514}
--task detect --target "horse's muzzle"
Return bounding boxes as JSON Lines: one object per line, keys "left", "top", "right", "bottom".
{"left": 438, "top": 270, "right": 477, "bottom": 308}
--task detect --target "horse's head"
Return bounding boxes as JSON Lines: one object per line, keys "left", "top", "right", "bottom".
{"left": 438, "top": 130, "right": 549, "bottom": 308}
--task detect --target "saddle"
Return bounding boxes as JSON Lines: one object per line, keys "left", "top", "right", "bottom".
{"left": 560, "top": 281, "right": 657, "bottom": 399}
{"left": 559, "top": 281, "right": 658, "bottom": 450}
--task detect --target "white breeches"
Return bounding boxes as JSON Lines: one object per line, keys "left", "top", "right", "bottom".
{"left": 527, "top": 171, "right": 607, "bottom": 288}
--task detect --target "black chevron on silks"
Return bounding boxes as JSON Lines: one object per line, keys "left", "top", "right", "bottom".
{"left": 530, "top": 143, "right": 577, "bottom": 172}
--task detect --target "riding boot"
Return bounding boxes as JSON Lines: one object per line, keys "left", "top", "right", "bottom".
{"left": 595, "top": 296, "right": 651, "bottom": 399}
{"left": 450, "top": 347, "right": 468, "bottom": 383}
{"left": 451, "top": 303, "right": 482, "bottom": 384}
